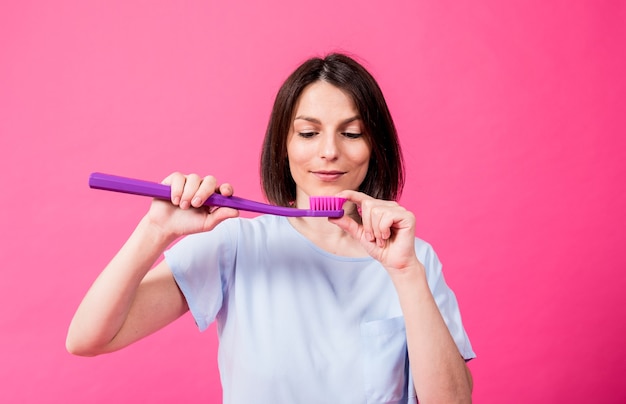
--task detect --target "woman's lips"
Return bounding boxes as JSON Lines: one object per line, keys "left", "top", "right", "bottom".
{"left": 312, "top": 171, "right": 345, "bottom": 181}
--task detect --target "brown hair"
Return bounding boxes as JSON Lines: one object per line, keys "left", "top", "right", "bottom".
{"left": 260, "top": 53, "right": 404, "bottom": 206}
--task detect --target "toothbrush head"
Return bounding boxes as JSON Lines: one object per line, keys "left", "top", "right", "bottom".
{"left": 307, "top": 196, "right": 347, "bottom": 217}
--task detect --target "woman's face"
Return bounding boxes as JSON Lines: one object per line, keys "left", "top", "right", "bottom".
{"left": 287, "top": 81, "right": 371, "bottom": 207}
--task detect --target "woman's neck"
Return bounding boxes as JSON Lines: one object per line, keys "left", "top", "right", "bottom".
{"left": 287, "top": 208, "right": 367, "bottom": 257}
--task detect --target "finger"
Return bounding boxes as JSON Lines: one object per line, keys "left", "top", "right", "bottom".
{"left": 376, "top": 211, "right": 395, "bottom": 247}
{"left": 208, "top": 207, "right": 240, "bottom": 227}
{"left": 179, "top": 174, "right": 202, "bottom": 209}
{"left": 372, "top": 207, "right": 384, "bottom": 244}
{"left": 191, "top": 175, "right": 218, "bottom": 208}
{"left": 217, "top": 182, "right": 234, "bottom": 197}
{"left": 377, "top": 204, "right": 416, "bottom": 248}
{"left": 363, "top": 200, "right": 401, "bottom": 246}
{"left": 359, "top": 199, "right": 376, "bottom": 243}
{"left": 379, "top": 213, "right": 394, "bottom": 240}
{"left": 366, "top": 203, "right": 387, "bottom": 247}
{"left": 334, "top": 189, "right": 370, "bottom": 206}
{"left": 337, "top": 190, "right": 375, "bottom": 241}
{"left": 164, "top": 172, "right": 186, "bottom": 206}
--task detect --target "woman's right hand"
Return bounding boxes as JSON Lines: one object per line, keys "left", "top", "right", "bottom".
{"left": 66, "top": 172, "right": 240, "bottom": 356}
{"left": 147, "top": 172, "right": 240, "bottom": 238}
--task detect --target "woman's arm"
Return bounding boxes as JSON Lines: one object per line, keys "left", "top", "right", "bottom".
{"left": 66, "top": 218, "right": 187, "bottom": 356}
{"left": 66, "top": 173, "right": 239, "bottom": 356}
{"left": 330, "top": 190, "right": 472, "bottom": 403}
{"left": 390, "top": 264, "right": 473, "bottom": 403}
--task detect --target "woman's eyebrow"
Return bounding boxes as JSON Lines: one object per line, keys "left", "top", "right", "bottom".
{"left": 294, "top": 115, "right": 321, "bottom": 124}
{"left": 294, "top": 115, "right": 362, "bottom": 124}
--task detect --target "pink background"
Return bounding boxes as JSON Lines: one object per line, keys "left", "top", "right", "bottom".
{"left": 1, "top": 1, "right": 625, "bottom": 402}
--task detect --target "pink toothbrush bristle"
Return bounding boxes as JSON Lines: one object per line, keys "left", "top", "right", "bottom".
{"left": 309, "top": 196, "right": 346, "bottom": 211}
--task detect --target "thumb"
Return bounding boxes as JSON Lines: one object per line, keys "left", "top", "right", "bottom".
{"left": 204, "top": 207, "right": 240, "bottom": 231}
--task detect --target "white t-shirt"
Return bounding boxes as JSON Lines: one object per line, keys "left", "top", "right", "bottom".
{"left": 165, "top": 215, "right": 475, "bottom": 404}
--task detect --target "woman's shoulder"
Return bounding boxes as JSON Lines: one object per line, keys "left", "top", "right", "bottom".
{"left": 412, "top": 237, "right": 445, "bottom": 276}
{"left": 413, "top": 236, "right": 436, "bottom": 257}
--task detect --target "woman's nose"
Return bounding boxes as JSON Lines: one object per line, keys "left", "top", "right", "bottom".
{"left": 319, "top": 133, "right": 339, "bottom": 160}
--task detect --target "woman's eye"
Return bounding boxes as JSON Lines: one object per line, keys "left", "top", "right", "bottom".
{"left": 298, "top": 132, "right": 317, "bottom": 138}
{"left": 342, "top": 132, "right": 362, "bottom": 139}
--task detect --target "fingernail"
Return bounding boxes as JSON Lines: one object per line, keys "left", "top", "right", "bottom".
{"left": 192, "top": 197, "right": 201, "bottom": 207}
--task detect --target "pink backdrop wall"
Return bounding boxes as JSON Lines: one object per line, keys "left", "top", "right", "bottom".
{"left": 2, "top": 1, "right": 625, "bottom": 402}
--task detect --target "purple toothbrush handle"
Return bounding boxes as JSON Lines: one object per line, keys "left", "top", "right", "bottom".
{"left": 89, "top": 172, "right": 172, "bottom": 200}
{"left": 88, "top": 172, "right": 344, "bottom": 218}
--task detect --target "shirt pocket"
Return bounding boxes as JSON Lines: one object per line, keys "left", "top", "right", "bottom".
{"left": 360, "top": 316, "right": 416, "bottom": 403}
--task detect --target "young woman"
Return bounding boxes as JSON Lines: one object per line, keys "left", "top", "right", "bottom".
{"left": 67, "top": 53, "right": 475, "bottom": 403}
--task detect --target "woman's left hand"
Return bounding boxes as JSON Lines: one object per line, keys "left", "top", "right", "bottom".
{"left": 329, "top": 190, "right": 421, "bottom": 274}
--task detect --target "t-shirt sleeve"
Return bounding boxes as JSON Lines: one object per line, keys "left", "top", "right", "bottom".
{"left": 164, "top": 219, "right": 238, "bottom": 332}
{"left": 417, "top": 240, "right": 476, "bottom": 360}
